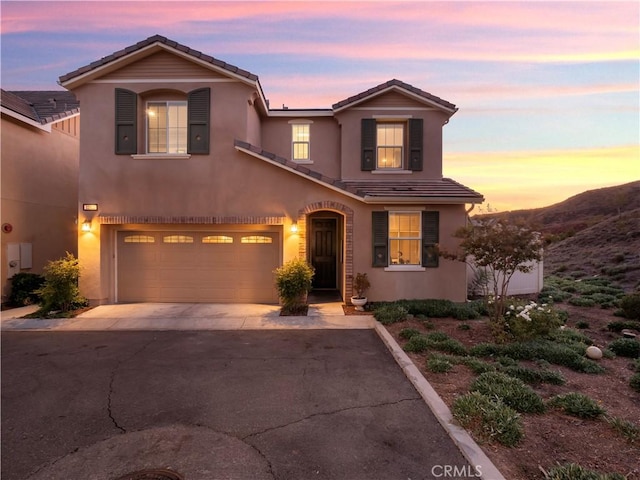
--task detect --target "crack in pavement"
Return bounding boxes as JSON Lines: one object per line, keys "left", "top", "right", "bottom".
{"left": 241, "top": 396, "right": 422, "bottom": 441}
{"left": 106, "top": 337, "right": 157, "bottom": 434}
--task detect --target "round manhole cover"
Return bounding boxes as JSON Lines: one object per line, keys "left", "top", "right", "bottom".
{"left": 114, "top": 469, "right": 184, "bottom": 480}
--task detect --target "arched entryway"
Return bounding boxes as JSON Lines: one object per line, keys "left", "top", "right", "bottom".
{"left": 297, "top": 201, "right": 354, "bottom": 301}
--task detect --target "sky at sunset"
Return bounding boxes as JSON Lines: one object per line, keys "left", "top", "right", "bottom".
{"left": 1, "top": 1, "right": 638, "bottom": 212}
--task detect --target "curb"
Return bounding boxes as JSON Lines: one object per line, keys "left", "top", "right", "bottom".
{"left": 374, "top": 322, "right": 506, "bottom": 480}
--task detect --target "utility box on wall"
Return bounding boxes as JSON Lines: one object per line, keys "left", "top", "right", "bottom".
{"left": 6, "top": 243, "right": 33, "bottom": 278}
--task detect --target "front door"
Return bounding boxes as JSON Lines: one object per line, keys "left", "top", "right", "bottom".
{"left": 311, "top": 218, "right": 337, "bottom": 289}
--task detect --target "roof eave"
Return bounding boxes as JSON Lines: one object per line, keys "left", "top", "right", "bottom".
{"left": 60, "top": 41, "right": 259, "bottom": 90}
{"left": 1, "top": 106, "right": 51, "bottom": 131}
{"left": 333, "top": 85, "right": 458, "bottom": 115}
{"left": 363, "top": 195, "right": 484, "bottom": 205}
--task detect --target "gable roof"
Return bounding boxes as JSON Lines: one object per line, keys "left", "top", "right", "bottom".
{"left": 1, "top": 89, "right": 79, "bottom": 129}
{"left": 235, "top": 140, "right": 483, "bottom": 204}
{"left": 59, "top": 34, "right": 259, "bottom": 87}
{"left": 332, "top": 79, "right": 457, "bottom": 114}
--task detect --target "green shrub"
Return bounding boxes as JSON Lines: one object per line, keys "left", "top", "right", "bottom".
{"left": 608, "top": 338, "right": 640, "bottom": 358}
{"left": 449, "top": 302, "right": 481, "bottom": 320}
{"left": 399, "top": 328, "right": 421, "bottom": 340}
{"left": 606, "top": 415, "right": 639, "bottom": 443}
{"left": 630, "top": 373, "right": 640, "bottom": 393}
{"left": 549, "top": 392, "right": 606, "bottom": 419}
{"left": 619, "top": 293, "right": 640, "bottom": 319}
{"left": 427, "top": 356, "right": 453, "bottom": 373}
{"left": 452, "top": 392, "right": 523, "bottom": 447}
{"left": 403, "top": 335, "right": 430, "bottom": 353}
{"left": 503, "top": 300, "right": 563, "bottom": 341}
{"left": 8, "top": 272, "right": 44, "bottom": 306}
{"left": 471, "top": 371, "right": 546, "bottom": 413}
{"left": 568, "top": 297, "right": 596, "bottom": 307}
{"left": 575, "top": 321, "right": 590, "bottom": 329}
{"left": 607, "top": 320, "right": 640, "bottom": 333}
{"left": 273, "top": 258, "right": 314, "bottom": 311}
{"left": 500, "top": 365, "right": 566, "bottom": 385}
{"left": 548, "top": 328, "right": 593, "bottom": 347}
{"left": 35, "top": 253, "right": 87, "bottom": 314}
{"left": 374, "top": 304, "right": 408, "bottom": 325}
{"left": 425, "top": 331, "right": 450, "bottom": 342}
{"left": 460, "top": 357, "right": 496, "bottom": 375}
{"left": 458, "top": 323, "right": 471, "bottom": 331}
{"left": 423, "top": 332, "right": 468, "bottom": 355}
{"left": 545, "top": 463, "right": 625, "bottom": 480}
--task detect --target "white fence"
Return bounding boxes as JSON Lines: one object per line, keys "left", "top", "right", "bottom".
{"left": 466, "top": 260, "right": 544, "bottom": 297}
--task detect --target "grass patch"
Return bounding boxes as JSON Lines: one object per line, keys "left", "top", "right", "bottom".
{"left": 373, "top": 304, "right": 408, "bottom": 325}
{"left": 452, "top": 391, "right": 523, "bottom": 447}
{"left": 399, "top": 328, "right": 421, "bottom": 340}
{"left": 544, "top": 463, "right": 625, "bottom": 480}
{"left": 548, "top": 392, "right": 606, "bottom": 419}
{"left": 630, "top": 373, "right": 640, "bottom": 393}
{"left": 500, "top": 365, "right": 566, "bottom": 386}
{"left": 402, "top": 332, "right": 468, "bottom": 355}
{"left": 427, "top": 355, "right": 454, "bottom": 373}
{"left": 607, "top": 320, "right": 640, "bottom": 333}
{"left": 605, "top": 415, "right": 639, "bottom": 443}
{"left": 608, "top": 338, "right": 640, "bottom": 358}
{"left": 471, "top": 371, "right": 546, "bottom": 414}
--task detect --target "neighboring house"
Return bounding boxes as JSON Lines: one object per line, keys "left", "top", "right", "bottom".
{"left": 58, "top": 35, "right": 484, "bottom": 306}
{"left": 0, "top": 89, "right": 80, "bottom": 302}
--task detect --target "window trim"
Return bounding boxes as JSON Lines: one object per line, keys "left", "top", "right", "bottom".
{"left": 387, "top": 210, "right": 422, "bottom": 267}
{"left": 289, "top": 119, "right": 313, "bottom": 163}
{"left": 375, "top": 122, "right": 405, "bottom": 170}
{"left": 145, "top": 100, "right": 188, "bottom": 155}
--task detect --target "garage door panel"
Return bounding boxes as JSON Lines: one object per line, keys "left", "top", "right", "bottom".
{"left": 118, "top": 230, "right": 280, "bottom": 303}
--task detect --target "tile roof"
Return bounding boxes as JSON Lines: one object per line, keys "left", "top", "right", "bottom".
{"left": 1, "top": 89, "right": 79, "bottom": 124}
{"left": 234, "top": 140, "right": 483, "bottom": 204}
{"left": 59, "top": 34, "right": 259, "bottom": 85}
{"left": 332, "top": 79, "right": 457, "bottom": 112}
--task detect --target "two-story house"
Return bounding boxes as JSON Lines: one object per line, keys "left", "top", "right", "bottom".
{"left": 1, "top": 89, "right": 80, "bottom": 302}
{"left": 59, "top": 35, "right": 483, "bottom": 306}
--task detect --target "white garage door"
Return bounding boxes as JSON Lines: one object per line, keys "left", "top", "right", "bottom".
{"left": 117, "top": 231, "right": 280, "bottom": 303}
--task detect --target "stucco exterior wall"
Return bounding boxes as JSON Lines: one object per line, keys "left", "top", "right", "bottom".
{"left": 1, "top": 115, "right": 79, "bottom": 301}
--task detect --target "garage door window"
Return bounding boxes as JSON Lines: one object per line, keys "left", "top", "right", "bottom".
{"left": 123, "top": 235, "right": 155, "bottom": 243}
{"left": 202, "top": 235, "right": 233, "bottom": 244}
{"left": 163, "top": 235, "right": 194, "bottom": 243}
{"left": 241, "top": 235, "right": 273, "bottom": 244}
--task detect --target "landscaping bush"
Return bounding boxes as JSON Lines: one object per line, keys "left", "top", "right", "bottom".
{"left": 459, "top": 357, "right": 496, "bottom": 375}
{"left": 377, "top": 298, "right": 483, "bottom": 320}
{"left": 605, "top": 415, "right": 639, "bottom": 443}
{"left": 399, "top": 328, "right": 421, "bottom": 340}
{"left": 471, "top": 371, "right": 546, "bottom": 414}
{"left": 608, "top": 338, "right": 640, "bottom": 358}
{"left": 452, "top": 391, "right": 523, "bottom": 447}
{"left": 423, "top": 332, "right": 468, "bottom": 355}
{"left": 545, "top": 463, "right": 625, "bottom": 480}
{"left": 500, "top": 365, "right": 566, "bottom": 386}
{"left": 8, "top": 272, "right": 44, "bottom": 306}
{"left": 427, "top": 356, "right": 454, "bottom": 373}
{"left": 630, "top": 373, "right": 640, "bottom": 393}
{"left": 273, "top": 258, "right": 314, "bottom": 312}
{"left": 607, "top": 320, "right": 640, "bottom": 333}
{"left": 403, "top": 335, "right": 430, "bottom": 353}
{"left": 503, "top": 300, "right": 563, "bottom": 341}
{"left": 373, "top": 304, "right": 408, "bottom": 325}
{"left": 568, "top": 296, "right": 596, "bottom": 307}
{"left": 549, "top": 392, "right": 606, "bottom": 419}
{"left": 619, "top": 293, "right": 640, "bottom": 319}
{"left": 35, "top": 253, "right": 87, "bottom": 314}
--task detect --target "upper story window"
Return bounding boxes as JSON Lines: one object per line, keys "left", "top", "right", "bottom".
{"left": 115, "top": 88, "right": 210, "bottom": 156}
{"left": 376, "top": 123, "right": 404, "bottom": 169}
{"left": 146, "top": 101, "right": 187, "bottom": 154}
{"left": 289, "top": 120, "right": 313, "bottom": 162}
{"left": 361, "top": 118, "right": 423, "bottom": 172}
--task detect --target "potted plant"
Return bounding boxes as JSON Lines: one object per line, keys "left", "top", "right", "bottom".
{"left": 274, "top": 258, "right": 315, "bottom": 315}
{"left": 350, "top": 272, "right": 371, "bottom": 311}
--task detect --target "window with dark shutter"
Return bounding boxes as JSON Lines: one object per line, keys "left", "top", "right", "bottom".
{"left": 408, "top": 118, "right": 423, "bottom": 171}
{"left": 422, "top": 211, "right": 439, "bottom": 267}
{"left": 361, "top": 118, "right": 376, "bottom": 171}
{"left": 188, "top": 88, "right": 210, "bottom": 154}
{"left": 115, "top": 88, "right": 137, "bottom": 154}
{"left": 372, "top": 211, "right": 389, "bottom": 267}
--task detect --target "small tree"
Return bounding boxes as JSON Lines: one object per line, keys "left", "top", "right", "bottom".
{"left": 443, "top": 218, "right": 543, "bottom": 338}
{"left": 36, "top": 252, "right": 87, "bottom": 314}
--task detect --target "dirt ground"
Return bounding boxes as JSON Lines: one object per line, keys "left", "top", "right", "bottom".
{"left": 364, "top": 305, "right": 640, "bottom": 479}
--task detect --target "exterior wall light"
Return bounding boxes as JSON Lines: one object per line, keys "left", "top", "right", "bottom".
{"left": 290, "top": 223, "right": 298, "bottom": 233}
{"left": 81, "top": 221, "right": 92, "bottom": 232}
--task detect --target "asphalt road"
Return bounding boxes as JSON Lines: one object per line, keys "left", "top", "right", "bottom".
{"left": 2, "top": 329, "right": 472, "bottom": 480}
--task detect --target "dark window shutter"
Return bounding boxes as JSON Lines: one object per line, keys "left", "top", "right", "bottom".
{"left": 115, "top": 88, "right": 137, "bottom": 154}
{"left": 408, "top": 118, "right": 423, "bottom": 171}
{"left": 422, "top": 211, "right": 439, "bottom": 267}
{"left": 361, "top": 118, "right": 376, "bottom": 171}
{"left": 372, "top": 211, "right": 389, "bottom": 267}
{"left": 188, "top": 88, "right": 210, "bottom": 154}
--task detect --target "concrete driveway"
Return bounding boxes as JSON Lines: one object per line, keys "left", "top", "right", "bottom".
{"left": 1, "top": 304, "right": 503, "bottom": 480}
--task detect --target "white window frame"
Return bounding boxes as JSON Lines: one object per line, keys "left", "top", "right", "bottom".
{"left": 145, "top": 100, "right": 188, "bottom": 155}
{"left": 385, "top": 210, "right": 426, "bottom": 272}
{"left": 289, "top": 119, "right": 313, "bottom": 163}
{"left": 376, "top": 122, "right": 405, "bottom": 170}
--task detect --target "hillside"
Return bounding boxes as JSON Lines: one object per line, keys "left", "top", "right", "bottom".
{"left": 478, "top": 181, "right": 640, "bottom": 292}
